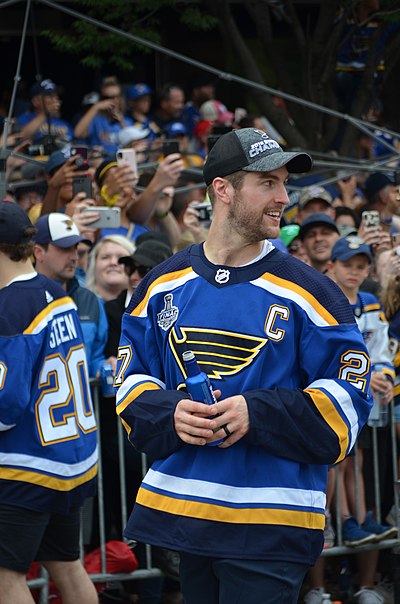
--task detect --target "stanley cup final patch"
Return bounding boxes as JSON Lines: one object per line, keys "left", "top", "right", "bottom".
{"left": 157, "top": 294, "right": 179, "bottom": 331}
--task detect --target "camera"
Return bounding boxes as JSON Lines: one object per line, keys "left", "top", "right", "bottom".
{"left": 27, "top": 143, "right": 55, "bottom": 156}
{"left": 192, "top": 202, "right": 212, "bottom": 225}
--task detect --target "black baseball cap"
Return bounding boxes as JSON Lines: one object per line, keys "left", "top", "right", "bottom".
{"left": 203, "top": 128, "right": 312, "bottom": 186}
{"left": 0, "top": 201, "right": 35, "bottom": 244}
{"left": 119, "top": 240, "right": 172, "bottom": 270}
{"left": 299, "top": 213, "right": 339, "bottom": 240}
{"left": 364, "top": 172, "right": 395, "bottom": 200}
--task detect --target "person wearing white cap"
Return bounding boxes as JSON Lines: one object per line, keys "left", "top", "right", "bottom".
{"left": 33, "top": 212, "right": 113, "bottom": 378}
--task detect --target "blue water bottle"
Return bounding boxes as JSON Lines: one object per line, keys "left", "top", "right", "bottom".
{"left": 182, "top": 350, "right": 224, "bottom": 446}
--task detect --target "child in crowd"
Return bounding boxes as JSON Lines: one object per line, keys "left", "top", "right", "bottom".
{"left": 305, "top": 235, "right": 396, "bottom": 604}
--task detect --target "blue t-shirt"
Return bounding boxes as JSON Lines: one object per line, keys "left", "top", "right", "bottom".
{"left": 16, "top": 111, "right": 73, "bottom": 141}
{"left": 87, "top": 114, "right": 132, "bottom": 155}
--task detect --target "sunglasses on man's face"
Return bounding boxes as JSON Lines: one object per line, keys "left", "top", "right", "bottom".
{"left": 124, "top": 263, "right": 151, "bottom": 278}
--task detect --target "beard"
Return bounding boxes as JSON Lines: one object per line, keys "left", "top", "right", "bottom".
{"left": 227, "top": 189, "right": 280, "bottom": 242}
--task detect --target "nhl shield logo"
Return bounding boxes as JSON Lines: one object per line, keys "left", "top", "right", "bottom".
{"left": 157, "top": 294, "right": 179, "bottom": 331}
{"left": 215, "top": 269, "right": 230, "bottom": 284}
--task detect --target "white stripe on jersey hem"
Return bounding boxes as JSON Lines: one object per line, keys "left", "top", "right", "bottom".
{"left": 0, "top": 445, "right": 98, "bottom": 477}
{"left": 251, "top": 276, "right": 332, "bottom": 327}
{"left": 116, "top": 374, "right": 165, "bottom": 404}
{"left": 137, "top": 271, "right": 198, "bottom": 318}
{"left": 308, "top": 378, "right": 358, "bottom": 449}
{"left": 0, "top": 422, "right": 16, "bottom": 431}
{"left": 28, "top": 300, "right": 78, "bottom": 335}
{"left": 143, "top": 468, "right": 326, "bottom": 509}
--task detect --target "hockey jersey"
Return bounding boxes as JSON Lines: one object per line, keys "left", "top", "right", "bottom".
{"left": 0, "top": 273, "right": 97, "bottom": 514}
{"left": 352, "top": 291, "right": 394, "bottom": 380}
{"left": 116, "top": 244, "right": 372, "bottom": 566}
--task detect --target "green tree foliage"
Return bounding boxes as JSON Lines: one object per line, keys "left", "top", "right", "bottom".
{"left": 44, "top": 0, "right": 217, "bottom": 71}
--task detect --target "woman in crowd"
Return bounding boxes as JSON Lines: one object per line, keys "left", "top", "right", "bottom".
{"left": 85, "top": 234, "right": 135, "bottom": 301}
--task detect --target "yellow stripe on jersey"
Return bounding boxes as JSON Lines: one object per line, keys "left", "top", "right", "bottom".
{"left": 136, "top": 488, "right": 325, "bottom": 529}
{"left": 381, "top": 366, "right": 395, "bottom": 381}
{"left": 116, "top": 381, "right": 161, "bottom": 415}
{"left": 305, "top": 388, "right": 349, "bottom": 462}
{"left": 394, "top": 384, "right": 400, "bottom": 397}
{"left": 364, "top": 303, "right": 381, "bottom": 312}
{"left": 24, "top": 297, "right": 75, "bottom": 334}
{"left": 130, "top": 267, "right": 194, "bottom": 316}
{"left": 0, "top": 463, "right": 98, "bottom": 491}
{"left": 261, "top": 273, "right": 338, "bottom": 326}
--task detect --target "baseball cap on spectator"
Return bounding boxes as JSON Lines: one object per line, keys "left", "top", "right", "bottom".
{"left": 45, "top": 148, "right": 71, "bottom": 175}
{"left": 94, "top": 159, "right": 118, "bottom": 188}
{"left": 364, "top": 172, "right": 395, "bottom": 199}
{"left": 299, "top": 213, "right": 339, "bottom": 240}
{"left": 203, "top": 128, "right": 312, "bottom": 186}
{"left": 82, "top": 91, "right": 100, "bottom": 106}
{"left": 193, "top": 120, "right": 213, "bottom": 140}
{"left": 34, "top": 213, "right": 91, "bottom": 248}
{"left": 167, "top": 122, "right": 188, "bottom": 138}
{"left": 199, "top": 100, "right": 234, "bottom": 125}
{"left": 280, "top": 224, "right": 300, "bottom": 247}
{"left": 117, "top": 126, "right": 150, "bottom": 147}
{"left": 29, "top": 79, "right": 58, "bottom": 99}
{"left": 331, "top": 235, "right": 372, "bottom": 263}
{"left": 20, "top": 162, "right": 46, "bottom": 180}
{"left": 126, "top": 83, "right": 153, "bottom": 101}
{"left": 119, "top": 239, "right": 172, "bottom": 270}
{"left": 0, "top": 200, "right": 35, "bottom": 244}
{"left": 298, "top": 185, "right": 333, "bottom": 209}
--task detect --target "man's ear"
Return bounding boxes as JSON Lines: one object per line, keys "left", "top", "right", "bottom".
{"left": 212, "top": 177, "right": 232, "bottom": 206}
{"left": 33, "top": 244, "right": 45, "bottom": 264}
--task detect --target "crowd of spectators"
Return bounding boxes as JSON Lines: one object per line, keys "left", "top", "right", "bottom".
{"left": 1, "top": 66, "right": 400, "bottom": 604}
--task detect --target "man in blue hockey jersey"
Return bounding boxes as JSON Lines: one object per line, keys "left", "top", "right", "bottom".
{"left": 115, "top": 129, "right": 372, "bottom": 604}
{"left": 0, "top": 201, "right": 98, "bottom": 603}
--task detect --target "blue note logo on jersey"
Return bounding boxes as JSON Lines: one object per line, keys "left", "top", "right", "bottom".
{"left": 157, "top": 294, "right": 179, "bottom": 331}
{"left": 169, "top": 325, "right": 267, "bottom": 380}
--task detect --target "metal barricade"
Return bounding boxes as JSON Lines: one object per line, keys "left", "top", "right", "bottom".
{"left": 28, "top": 380, "right": 163, "bottom": 602}
{"left": 27, "top": 386, "right": 400, "bottom": 601}
{"left": 320, "top": 399, "right": 400, "bottom": 601}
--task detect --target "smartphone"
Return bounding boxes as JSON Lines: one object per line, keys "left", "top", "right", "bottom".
{"left": 70, "top": 145, "right": 89, "bottom": 169}
{"left": 362, "top": 210, "right": 380, "bottom": 228}
{"left": 192, "top": 202, "right": 213, "bottom": 225}
{"left": 72, "top": 175, "right": 93, "bottom": 199}
{"left": 82, "top": 206, "right": 121, "bottom": 229}
{"left": 116, "top": 148, "right": 138, "bottom": 181}
{"left": 392, "top": 233, "right": 400, "bottom": 247}
{"left": 162, "top": 140, "right": 180, "bottom": 157}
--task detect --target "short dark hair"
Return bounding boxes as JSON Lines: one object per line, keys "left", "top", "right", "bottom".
{"left": 0, "top": 227, "right": 36, "bottom": 261}
{"left": 207, "top": 170, "right": 246, "bottom": 205}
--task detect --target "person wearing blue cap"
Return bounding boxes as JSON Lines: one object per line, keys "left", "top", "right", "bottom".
{"left": 125, "top": 83, "right": 160, "bottom": 140}
{"left": 165, "top": 122, "right": 204, "bottom": 168}
{"left": 299, "top": 213, "right": 340, "bottom": 273}
{"left": 306, "top": 237, "right": 396, "bottom": 604}
{"left": 16, "top": 79, "right": 73, "bottom": 145}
